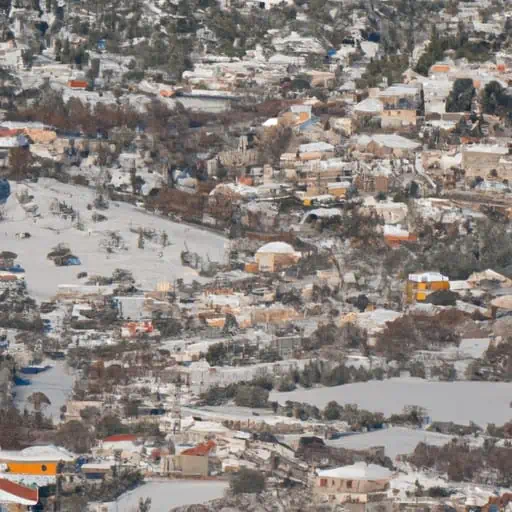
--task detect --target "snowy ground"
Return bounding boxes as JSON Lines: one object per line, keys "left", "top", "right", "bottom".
{"left": 13, "top": 360, "right": 75, "bottom": 423}
{"left": 110, "top": 480, "right": 228, "bottom": 512}
{"left": 325, "top": 427, "right": 455, "bottom": 459}
{"left": 1, "top": 179, "right": 226, "bottom": 301}
{"left": 269, "top": 378, "right": 512, "bottom": 426}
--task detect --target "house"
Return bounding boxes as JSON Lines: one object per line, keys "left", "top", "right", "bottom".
{"left": 272, "top": 335, "right": 302, "bottom": 358}
{"left": 461, "top": 144, "right": 509, "bottom": 182}
{"left": 255, "top": 242, "right": 301, "bottom": 272}
{"left": 0, "top": 445, "right": 75, "bottom": 482}
{"left": 383, "top": 225, "right": 417, "bottom": 247}
{"left": 353, "top": 134, "right": 421, "bottom": 158}
{"left": 315, "top": 462, "right": 393, "bottom": 509}
{"left": 80, "top": 462, "right": 115, "bottom": 481}
{"left": 98, "top": 434, "right": 141, "bottom": 459}
{"left": 298, "top": 142, "right": 335, "bottom": 161}
{"left": 67, "top": 80, "right": 88, "bottom": 90}
{"left": 0, "top": 478, "right": 39, "bottom": 511}
{"left": 378, "top": 84, "right": 420, "bottom": 129}
{"left": 406, "top": 271, "right": 450, "bottom": 304}
{"left": 161, "top": 440, "right": 216, "bottom": 477}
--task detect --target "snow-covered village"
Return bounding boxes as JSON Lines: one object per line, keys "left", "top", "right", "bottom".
{"left": 2, "top": 0, "right": 512, "bottom": 510}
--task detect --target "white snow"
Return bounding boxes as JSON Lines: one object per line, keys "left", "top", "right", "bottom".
{"left": 14, "top": 360, "right": 75, "bottom": 422}
{"left": 256, "top": 242, "right": 296, "bottom": 254}
{"left": 325, "top": 427, "right": 454, "bottom": 459}
{"left": 270, "top": 378, "right": 512, "bottom": 426}
{"left": 317, "top": 462, "right": 392, "bottom": 480}
{"left": 1, "top": 179, "right": 226, "bottom": 301}
{"left": 112, "top": 480, "right": 228, "bottom": 512}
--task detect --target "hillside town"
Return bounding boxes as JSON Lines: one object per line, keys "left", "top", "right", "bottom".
{"left": 2, "top": 0, "right": 512, "bottom": 510}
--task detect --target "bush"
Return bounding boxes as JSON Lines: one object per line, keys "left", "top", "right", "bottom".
{"left": 234, "top": 385, "right": 269, "bottom": 408}
{"left": 230, "top": 468, "right": 266, "bottom": 495}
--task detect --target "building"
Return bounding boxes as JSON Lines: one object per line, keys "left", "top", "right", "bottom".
{"left": 315, "top": 462, "right": 393, "bottom": 509}
{"left": 67, "top": 80, "right": 88, "bottom": 90}
{"left": 255, "top": 242, "right": 301, "bottom": 272}
{"left": 160, "top": 440, "right": 215, "bottom": 477}
{"left": 406, "top": 272, "right": 450, "bottom": 303}
{"left": 0, "top": 478, "right": 39, "bottom": 511}
{"left": 383, "top": 225, "right": 417, "bottom": 247}
{"left": 378, "top": 84, "right": 420, "bottom": 129}
{"left": 461, "top": 144, "right": 509, "bottom": 181}
{"left": 0, "top": 445, "right": 75, "bottom": 481}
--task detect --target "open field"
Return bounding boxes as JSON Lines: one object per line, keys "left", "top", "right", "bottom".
{"left": 2, "top": 179, "right": 226, "bottom": 300}
{"left": 270, "top": 378, "right": 512, "bottom": 426}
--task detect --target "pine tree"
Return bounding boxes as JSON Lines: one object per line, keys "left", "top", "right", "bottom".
{"left": 137, "top": 229, "right": 144, "bottom": 249}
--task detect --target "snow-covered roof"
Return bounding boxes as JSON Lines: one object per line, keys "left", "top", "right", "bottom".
{"left": 0, "top": 445, "right": 75, "bottom": 462}
{"left": 256, "top": 242, "right": 296, "bottom": 254}
{"left": 354, "top": 97, "right": 383, "bottom": 114}
{"left": 299, "top": 142, "right": 335, "bottom": 153}
{"left": 0, "top": 479, "right": 39, "bottom": 506}
{"left": 369, "top": 134, "right": 421, "bottom": 150}
{"left": 378, "top": 84, "right": 418, "bottom": 97}
{"left": 408, "top": 272, "right": 449, "bottom": 283}
{"left": 317, "top": 462, "right": 393, "bottom": 480}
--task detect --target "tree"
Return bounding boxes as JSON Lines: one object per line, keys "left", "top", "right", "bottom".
{"left": 205, "top": 342, "right": 228, "bottom": 366}
{"left": 481, "top": 81, "right": 512, "bottom": 116}
{"left": 446, "top": 78, "right": 474, "bottom": 112}
{"left": 96, "top": 414, "right": 125, "bottom": 438}
{"left": 9, "top": 147, "right": 33, "bottom": 181}
{"left": 161, "top": 231, "right": 169, "bottom": 247}
{"left": 137, "top": 229, "right": 144, "bottom": 249}
{"left": 56, "top": 420, "right": 94, "bottom": 453}
{"left": 234, "top": 385, "right": 269, "bottom": 408}
{"left": 27, "top": 392, "right": 51, "bottom": 412}
{"left": 323, "top": 400, "right": 342, "bottom": 420}
{"left": 230, "top": 468, "right": 266, "bottom": 495}
{"left": 138, "top": 497, "right": 151, "bottom": 512}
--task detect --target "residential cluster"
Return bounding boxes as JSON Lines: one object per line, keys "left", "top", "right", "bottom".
{"left": 0, "top": 0, "right": 512, "bottom": 510}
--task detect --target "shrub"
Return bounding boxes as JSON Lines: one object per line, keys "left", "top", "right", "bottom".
{"left": 230, "top": 468, "right": 266, "bottom": 495}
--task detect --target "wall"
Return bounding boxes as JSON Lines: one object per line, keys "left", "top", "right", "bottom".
{"left": 462, "top": 151, "right": 504, "bottom": 179}
{"left": 4, "top": 461, "right": 58, "bottom": 475}
{"left": 381, "top": 110, "right": 417, "bottom": 128}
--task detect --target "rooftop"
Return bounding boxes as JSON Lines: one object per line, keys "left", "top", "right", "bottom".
{"left": 317, "top": 462, "right": 393, "bottom": 481}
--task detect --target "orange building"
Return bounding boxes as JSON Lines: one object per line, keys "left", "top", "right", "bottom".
{"left": 406, "top": 272, "right": 450, "bottom": 304}
{"left": 0, "top": 445, "right": 75, "bottom": 478}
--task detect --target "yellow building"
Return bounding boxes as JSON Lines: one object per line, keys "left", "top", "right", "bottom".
{"left": 406, "top": 272, "right": 450, "bottom": 304}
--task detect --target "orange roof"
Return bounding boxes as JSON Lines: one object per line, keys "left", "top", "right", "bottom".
{"left": 431, "top": 64, "right": 450, "bottom": 73}
{"left": 103, "top": 434, "right": 137, "bottom": 443}
{"left": 181, "top": 440, "right": 216, "bottom": 456}
{"left": 68, "top": 80, "right": 88, "bottom": 88}
{"left": 0, "top": 478, "right": 39, "bottom": 504}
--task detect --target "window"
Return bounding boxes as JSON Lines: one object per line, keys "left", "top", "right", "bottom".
{"left": 320, "top": 479, "right": 327, "bottom": 487}
{"left": 347, "top": 480, "right": 353, "bottom": 489}
{"left": 41, "top": 465, "right": 47, "bottom": 472}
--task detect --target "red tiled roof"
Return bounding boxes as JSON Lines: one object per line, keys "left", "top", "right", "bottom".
{"left": 0, "top": 478, "right": 39, "bottom": 504}
{"left": 103, "top": 434, "right": 137, "bottom": 443}
{"left": 68, "top": 80, "right": 88, "bottom": 88}
{"left": 0, "top": 129, "right": 22, "bottom": 137}
{"left": 181, "top": 440, "right": 216, "bottom": 457}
